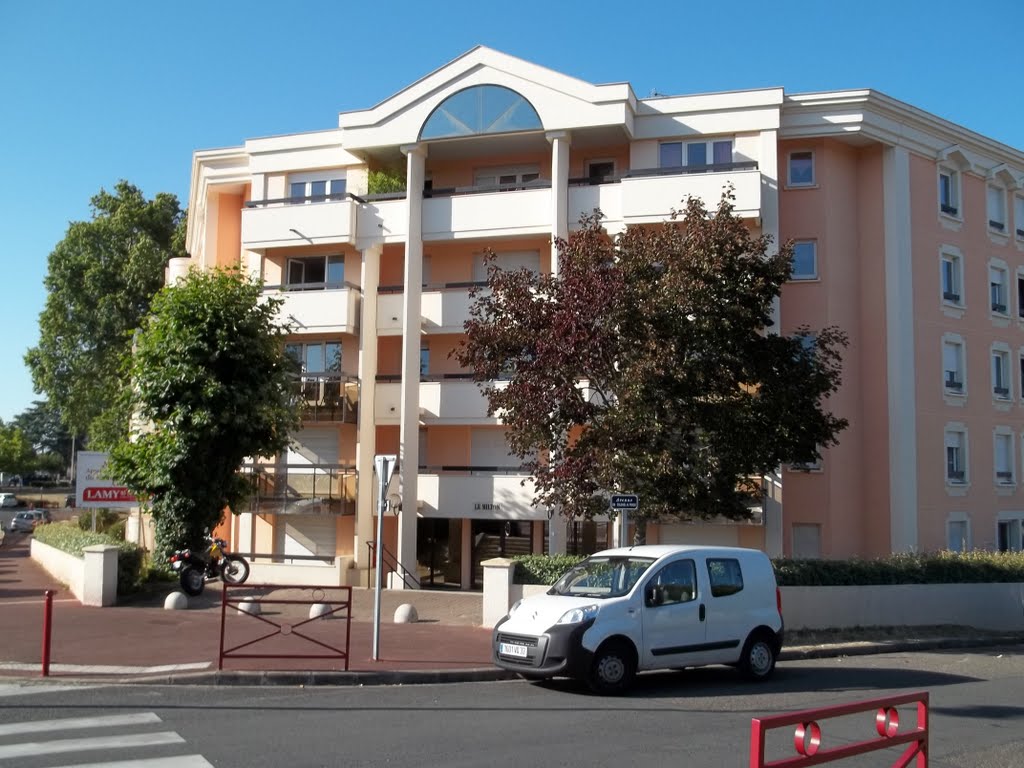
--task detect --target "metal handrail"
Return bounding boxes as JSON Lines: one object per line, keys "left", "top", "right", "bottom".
{"left": 366, "top": 541, "right": 420, "bottom": 590}
{"left": 244, "top": 192, "right": 366, "bottom": 207}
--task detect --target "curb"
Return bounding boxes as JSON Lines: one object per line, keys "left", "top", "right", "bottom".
{"left": 780, "top": 635, "right": 1021, "bottom": 661}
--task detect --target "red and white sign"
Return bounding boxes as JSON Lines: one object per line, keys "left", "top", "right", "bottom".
{"left": 75, "top": 451, "right": 138, "bottom": 509}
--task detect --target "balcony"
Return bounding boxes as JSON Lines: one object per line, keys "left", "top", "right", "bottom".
{"left": 423, "top": 181, "right": 551, "bottom": 240}
{"left": 374, "top": 377, "right": 503, "bottom": 424}
{"left": 263, "top": 284, "right": 360, "bottom": 335}
{"left": 238, "top": 462, "right": 357, "bottom": 516}
{"left": 619, "top": 162, "right": 761, "bottom": 223}
{"left": 376, "top": 283, "right": 482, "bottom": 335}
{"left": 242, "top": 194, "right": 359, "bottom": 249}
{"left": 417, "top": 469, "right": 547, "bottom": 520}
{"left": 294, "top": 374, "right": 359, "bottom": 424}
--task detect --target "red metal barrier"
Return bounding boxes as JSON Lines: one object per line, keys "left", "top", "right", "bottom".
{"left": 218, "top": 584, "right": 352, "bottom": 671}
{"left": 41, "top": 589, "right": 53, "bottom": 677}
{"left": 750, "top": 691, "right": 928, "bottom": 767}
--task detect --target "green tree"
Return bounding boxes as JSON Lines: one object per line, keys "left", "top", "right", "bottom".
{"left": 25, "top": 181, "right": 186, "bottom": 449}
{"left": 108, "top": 268, "right": 300, "bottom": 552}
{"left": 455, "top": 194, "right": 848, "bottom": 543}
{"left": 12, "top": 401, "right": 74, "bottom": 473}
{"left": 0, "top": 421, "right": 34, "bottom": 477}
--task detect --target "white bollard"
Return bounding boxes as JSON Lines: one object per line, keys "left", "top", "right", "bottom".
{"left": 393, "top": 603, "right": 418, "bottom": 623}
{"left": 164, "top": 591, "right": 188, "bottom": 610}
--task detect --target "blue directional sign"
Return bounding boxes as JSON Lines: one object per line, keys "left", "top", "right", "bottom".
{"left": 610, "top": 494, "right": 639, "bottom": 511}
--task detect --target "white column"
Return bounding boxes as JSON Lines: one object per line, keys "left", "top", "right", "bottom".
{"left": 397, "top": 143, "right": 427, "bottom": 587}
{"left": 547, "top": 131, "right": 570, "bottom": 276}
{"left": 355, "top": 244, "right": 382, "bottom": 571}
{"left": 547, "top": 514, "right": 566, "bottom": 555}
{"left": 883, "top": 145, "right": 918, "bottom": 552}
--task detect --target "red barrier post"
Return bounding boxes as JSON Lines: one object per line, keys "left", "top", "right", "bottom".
{"left": 41, "top": 589, "right": 54, "bottom": 677}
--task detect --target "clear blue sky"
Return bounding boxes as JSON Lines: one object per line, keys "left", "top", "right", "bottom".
{"left": 1, "top": 0, "right": 1022, "bottom": 424}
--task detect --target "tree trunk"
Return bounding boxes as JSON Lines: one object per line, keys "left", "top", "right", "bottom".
{"left": 632, "top": 517, "right": 647, "bottom": 546}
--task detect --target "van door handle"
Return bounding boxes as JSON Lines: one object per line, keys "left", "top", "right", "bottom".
{"left": 699, "top": 604, "right": 706, "bottom": 622}
{"left": 627, "top": 608, "right": 637, "bottom": 615}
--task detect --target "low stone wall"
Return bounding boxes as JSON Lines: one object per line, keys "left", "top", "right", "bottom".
{"left": 30, "top": 539, "right": 119, "bottom": 606}
{"left": 247, "top": 556, "right": 355, "bottom": 587}
{"left": 481, "top": 558, "right": 1024, "bottom": 631}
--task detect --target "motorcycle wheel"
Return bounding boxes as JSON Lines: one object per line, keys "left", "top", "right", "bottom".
{"left": 221, "top": 554, "right": 250, "bottom": 585}
{"left": 180, "top": 566, "right": 205, "bottom": 596}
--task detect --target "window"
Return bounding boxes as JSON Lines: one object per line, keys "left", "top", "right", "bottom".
{"left": 994, "top": 431, "right": 1015, "bottom": 484}
{"left": 938, "top": 167, "right": 960, "bottom": 217}
{"left": 990, "top": 265, "right": 1008, "bottom": 314}
{"left": 420, "top": 345, "right": 429, "bottom": 377}
{"left": 946, "top": 518, "right": 969, "bottom": 552}
{"left": 791, "top": 524, "right": 822, "bottom": 558}
{"left": 790, "top": 241, "right": 817, "bottom": 280}
{"left": 659, "top": 139, "right": 733, "bottom": 171}
{"left": 474, "top": 165, "right": 540, "bottom": 188}
{"left": 288, "top": 172, "right": 347, "bottom": 203}
{"left": 647, "top": 559, "right": 697, "bottom": 606}
{"left": 1017, "top": 274, "right": 1024, "bottom": 319}
{"left": 706, "top": 558, "right": 744, "bottom": 597}
{"left": 285, "top": 255, "right": 344, "bottom": 290}
{"left": 997, "top": 516, "right": 1024, "bottom": 552}
{"left": 788, "top": 151, "right": 815, "bottom": 187}
{"left": 942, "top": 338, "right": 965, "bottom": 392}
{"left": 940, "top": 251, "right": 962, "bottom": 304}
{"left": 944, "top": 427, "right": 967, "bottom": 484}
{"left": 992, "top": 347, "right": 1011, "bottom": 399}
{"left": 988, "top": 185, "right": 1007, "bottom": 232}
{"left": 420, "top": 85, "right": 542, "bottom": 140}
{"left": 586, "top": 160, "right": 615, "bottom": 184}
{"left": 285, "top": 341, "right": 342, "bottom": 374}
{"left": 1015, "top": 195, "right": 1024, "bottom": 239}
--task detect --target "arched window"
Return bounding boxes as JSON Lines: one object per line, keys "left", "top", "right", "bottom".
{"left": 420, "top": 85, "right": 542, "bottom": 140}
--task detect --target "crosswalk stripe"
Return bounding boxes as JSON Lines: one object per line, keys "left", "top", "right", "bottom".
{"left": 0, "top": 712, "right": 161, "bottom": 737}
{"left": 52, "top": 756, "right": 215, "bottom": 768}
{"left": 0, "top": 731, "right": 184, "bottom": 760}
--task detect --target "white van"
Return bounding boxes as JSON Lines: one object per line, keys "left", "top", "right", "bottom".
{"left": 492, "top": 545, "right": 783, "bottom": 694}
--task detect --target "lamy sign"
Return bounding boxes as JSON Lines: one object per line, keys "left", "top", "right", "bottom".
{"left": 76, "top": 451, "right": 138, "bottom": 509}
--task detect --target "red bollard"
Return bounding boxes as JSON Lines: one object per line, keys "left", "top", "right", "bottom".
{"left": 41, "top": 589, "right": 54, "bottom": 677}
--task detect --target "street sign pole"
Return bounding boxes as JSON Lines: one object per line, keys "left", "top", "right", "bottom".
{"left": 372, "top": 454, "right": 397, "bottom": 662}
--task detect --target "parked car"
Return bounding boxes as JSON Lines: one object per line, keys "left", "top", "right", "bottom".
{"left": 0, "top": 493, "right": 18, "bottom": 508}
{"left": 492, "top": 544, "right": 784, "bottom": 694}
{"left": 9, "top": 510, "right": 50, "bottom": 532}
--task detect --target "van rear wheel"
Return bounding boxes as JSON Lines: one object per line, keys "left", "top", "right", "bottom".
{"left": 586, "top": 640, "right": 636, "bottom": 695}
{"left": 739, "top": 631, "right": 777, "bottom": 681}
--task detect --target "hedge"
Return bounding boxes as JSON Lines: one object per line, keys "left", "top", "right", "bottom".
{"left": 33, "top": 523, "right": 145, "bottom": 594}
{"left": 513, "top": 550, "right": 1024, "bottom": 586}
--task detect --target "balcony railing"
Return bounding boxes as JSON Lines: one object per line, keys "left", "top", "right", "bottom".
{"left": 293, "top": 373, "right": 359, "bottom": 423}
{"left": 242, "top": 194, "right": 359, "bottom": 248}
{"left": 239, "top": 462, "right": 357, "bottom": 516}
{"left": 261, "top": 283, "right": 360, "bottom": 335}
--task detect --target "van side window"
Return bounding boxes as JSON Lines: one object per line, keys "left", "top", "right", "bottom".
{"left": 647, "top": 559, "right": 697, "bottom": 607}
{"left": 707, "top": 558, "right": 744, "bottom": 597}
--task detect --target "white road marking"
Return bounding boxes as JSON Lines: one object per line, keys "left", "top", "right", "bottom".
{"left": 54, "top": 756, "right": 215, "bottom": 768}
{"left": 1, "top": 598, "right": 79, "bottom": 605}
{"left": 0, "top": 712, "right": 161, "bottom": 737}
{"left": 0, "top": 661, "right": 211, "bottom": 674}
{"left": 0, "top": 682, "right": 105, "bottom": 698}
{"left": 0, "top": 731, "right": 184, "bottom": 759}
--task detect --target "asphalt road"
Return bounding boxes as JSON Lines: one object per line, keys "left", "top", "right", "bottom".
{"left": 0, "top": 645, "right": 1022, "bottom": 767}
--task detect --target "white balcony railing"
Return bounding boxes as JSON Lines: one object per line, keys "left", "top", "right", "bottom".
{"left": 423, "top": 187, "right": 551, "bottom": 240}
{"left": 374, "top": 379, "right": 503, "bottom": 424}
{"left": 417, "top": 471, "right": 547, "bottom": 520}
{"left": 263, "top": 286, "right": 360, "bottom": 335}
{"left": 619, "top": 167, "right": 761, "bottom": 222}
{"left": 376, "top": 286, "right": 479, "bottom": 335}
{"left": 242, "top": 198, "right": 357, "bottom": 249}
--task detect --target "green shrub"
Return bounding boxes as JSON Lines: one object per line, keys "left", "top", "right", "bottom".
{"left": 33, "top": 522, "right": 146, "bottom": 594}
{"left": 772, "top": 550, "right": 1024, "bottom": 586}
{"left": 77, "top": 508, "right": 120, "bottom": 534}
{"left": 513, "top": 554, "right": 585, "bottom": 585}
{"left": 367, "top": 168, "right": 406, "bottom": 195}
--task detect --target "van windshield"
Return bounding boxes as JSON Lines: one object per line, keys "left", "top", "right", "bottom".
{"left": 549, "top": 556, "right": 656, "bottom": 599}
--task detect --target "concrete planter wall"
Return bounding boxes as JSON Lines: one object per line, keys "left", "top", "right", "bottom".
{"left": 247, "top": 556, "right": 355, "bottom": 587}
{"left": 481, "top": 558, "right": 1024, "bottom": 631}
{"left": 30, "top": 539, "right": 119, "bottom": 607}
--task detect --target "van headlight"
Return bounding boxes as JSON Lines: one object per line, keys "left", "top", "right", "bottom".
{"left": 556, "top": 605, "right": 598, "bottom": 625}
{"left": 508, "top": 599, "right": 524, "bottom": 616}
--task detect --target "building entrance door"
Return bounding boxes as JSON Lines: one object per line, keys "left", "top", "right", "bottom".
{"left": 417, "top": 518, "right": 462, "bottom": 589}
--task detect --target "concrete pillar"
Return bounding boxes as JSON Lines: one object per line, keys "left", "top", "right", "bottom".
{"left": 547, "top": 131, "right": 570, "bottom": 276}
{"left": 82, "top": 545, "right": 119, "bottom": 607}
{"left": 481, "top": 557, "right": 515, "bottom": 628}
{"left": 396, "top": 143, "right": 427, "bottom": 587}
{"left": 547, "top": 514, "right": 566, "bottom": 555}
{"left": 355, "top": 244, "right": 382, "bottom": 571}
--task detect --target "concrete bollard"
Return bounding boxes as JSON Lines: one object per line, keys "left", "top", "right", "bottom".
{"left": 237, "top": 596, "right": 261, "bottom": 616}
{"left": 309, "top": 603, "right": 332, "bottom": 620}
{"left": 164, "top": 591, "right": 189, "bottom": 610}
{"left": 394, "top": 603, "right": 418, "bottom": 623}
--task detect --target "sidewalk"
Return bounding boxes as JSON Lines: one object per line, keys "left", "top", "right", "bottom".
{"left": 1, "top": 533, "right": 1019, "bottom": 687}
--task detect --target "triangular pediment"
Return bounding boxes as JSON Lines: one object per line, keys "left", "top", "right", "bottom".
{"left": 338, "top": 46, "right": 635, "bottom": 150}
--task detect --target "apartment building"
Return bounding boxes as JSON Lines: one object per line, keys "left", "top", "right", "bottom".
{"left": 179, "top": 46, "right": 1024, "bottom": 589}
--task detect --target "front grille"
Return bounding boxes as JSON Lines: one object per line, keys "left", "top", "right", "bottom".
{"left": 497, "top": 633, "right": 538, "bottom": 648}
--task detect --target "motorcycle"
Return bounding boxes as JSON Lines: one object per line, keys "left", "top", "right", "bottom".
{"left": 169, "top": 535, "right": 250, "bottom": 596}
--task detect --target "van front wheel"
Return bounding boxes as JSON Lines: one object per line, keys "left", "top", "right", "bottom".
{"left": 586, "top": 640, "right": 636, "bottom": 695}
{"left": 739, "top": 632, "right": 777, "bottom": 681}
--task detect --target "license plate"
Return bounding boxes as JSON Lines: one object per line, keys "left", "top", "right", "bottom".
{"left": 499, "top": 642, "right": 528, "bottom": 658}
